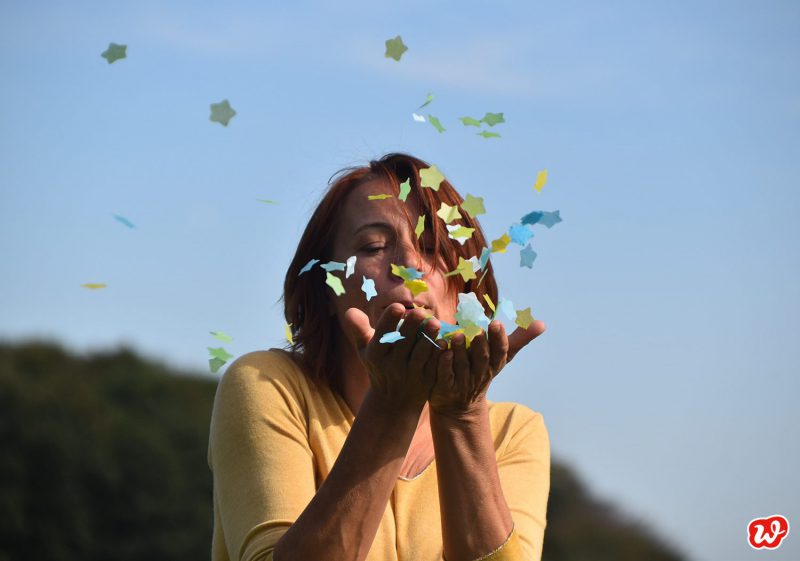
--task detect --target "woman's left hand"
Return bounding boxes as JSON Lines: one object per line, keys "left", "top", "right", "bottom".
{"left": 428, "top": 319, "right": 546, "bottom": 418}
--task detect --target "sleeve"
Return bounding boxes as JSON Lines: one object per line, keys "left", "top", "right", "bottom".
{"left": 494, "top": 410, "right": 551, "bottom": 561}
{"left": 208, "top": 351, "right": 318, "bottom": 561}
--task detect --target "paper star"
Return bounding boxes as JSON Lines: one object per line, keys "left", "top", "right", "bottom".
{"left": 412, "top": 113, "right": 426, "bottom": 122}
{"left": 101, "top": 43, "right": 127, "bottom": 64}
{"left": 391, "top": 264, "right": 424, "bottom": 281}
{"left": 521, "top": 210, "right": 563, "bottom": 228}
{"left": 446, "top": 257, "right": 477, "bottom": 282}
{"left": 325, "top": 272, "right": 345, "bottom": 296}
{"left": 80, "top": 283, "right": 107, "bottom": 289}
{"left": 321, "top": 261, "right": 346, "bottom": 272}
{"left": 209, "top": 331, "right": 233, "bottom": 343}
{"left": 210, "top": 100, "right": 236, "bottom": 126}
{"left": 437, "top": 321, "right": 461, "bottom": 340}
{"left": 437, "top": 202, "right": 462, "bottom": 224}
{"left": 479, "top": 247, "right": 491, "bottom": 269}
{"left": 299, "top": 258, "right": 320, "bottom": 276}
{"left": 418, "top": 92, "right": 434, "bottom": 109}
{"left": 461, "top": 194, "right": 485, "bottom": 218}
{"left": 481, "top": 112, "right": 505, "bottom": 126}
{"left": 404, "top": 279, "right": 428, "bottom": 297}
{"left": 380, "top": 331, "right": 405, "bottom": 343}
{"left": 467, "top": 256, "right": 482, "bottom": 272}
{"left": 420, "top": 166, "right": 445, "bottom": 190}
{"left": 483, "top": 294, "right": 496, "bottom": 312}
{"left": 509, "top": 223, "right": 534, "bottom": 246}
{"left": 460, "top": 116, "right": 482, "bottom": 127}
{"left": 345, "top": 256, "right": 357, "bottom": 278}
{"left": 533, "top": 169, "right": 547, "bottom": 193}
{"left": 477, "top": 131, "right": 501, "bottom": 139}
{"left": 491, "top": 233, "right": 511, "bottom": 253}
{"left": 520, "top": 244, "right": 537, "bottom": 268}
{"left": 496, "top": 297, "right": 516, "bottom": 322}
{"left": 285, "top": 323, "right": 294, "bottom": 345}
{"left": 368, "top": 194, "right": 393, "bottom": 200}
{"left": 209, "top": 358, "right": 226, "bottom": 374}
{"left": 454, "top": 292, "right": 491, "bottom": 331}
{"left": 384, "top": 35, "right": 408, "bottom": 61}
{"left": 515, "top": 308, "right": 535, "bottom": 329}
{"left": 257, "top": 199, "right": 278, "bottom": 204}
{"left": 415, "top": 215, "right": 425, "bottom": 238}
{"left": 399, "top": 179, "right": 411, "bottom": 202}
{"left": 113, "top": 214, "right": 135, "bottom": 228}
{"left": 447, "top": 225, "right": 475, "bottom": 243}
{"left": 428, "top": 115, "right": 446, "bottom": 133}
{"left": 362, "top": 276, "right": 377, "bottom": 301}
{"left": 208, "top": 347, "right": 233, "bottom": 362}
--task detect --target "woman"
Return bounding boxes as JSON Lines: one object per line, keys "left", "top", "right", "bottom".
{"left": 208, "top": 153, "right": 550, "bottom": 561}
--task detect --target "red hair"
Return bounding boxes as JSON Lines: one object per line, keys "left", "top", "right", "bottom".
{"left": 282, "top": 153, "right": 498, "bottom": 397}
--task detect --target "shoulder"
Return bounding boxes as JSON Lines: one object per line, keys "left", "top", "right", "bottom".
{"left": 486, "top": 400, "right": 549, "bottom": 455}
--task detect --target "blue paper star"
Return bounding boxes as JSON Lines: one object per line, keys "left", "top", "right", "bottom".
{"left": 520, "top": 244, "right": 537, "bottom": 268}
{"left": 521, "top": 210, "right": 562, "bottom": 228}
{"left": 508, "top": 223, "right": 534, "bottom": 246}
{"left": 362, "top": 276, "right": 377, "bottom": 301}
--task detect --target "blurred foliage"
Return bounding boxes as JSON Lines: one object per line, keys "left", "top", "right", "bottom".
{"left": 0, "top": 340, "right": 686, "bottom": 561}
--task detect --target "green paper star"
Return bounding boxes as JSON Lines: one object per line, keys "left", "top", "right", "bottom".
{"left": 418, "top": 92, "right": 434, "bottom": 109}
{"left": 399, "top": 179, "right": 411, "bottom": 202}
{"left": 101, "top": 43, "right": 127, "bottom": 64}
{"left": 445, "top": 257, "right": 477, "bottom": 282}
{"left": 436, "top": 202, "right": 462, "bottom": 224}
{"left": 384, "top": 35, "right": 408, "bottom": 61}
{"left": 415, "top": 215, "right": 425, "bottom": 238}
{"left": 460, "top": 116, "right": 481, "bottom": 127}
{"left": 461, "top": 194, "right": 486, "bottom": 218}
{"left": 209, "top": 358, "right": 227, "bottom": 374}
{"left": 428, "top": 115, "right": 446, "bottom": 133}
{"left": 481, "top": 112, "right": 505, "bottom": 126}
{"left": 208, "top": 347, "right": 234, "bottom": 362}
{"left": 477, "top": 131, "right": 501, "bottom": 139}
{"left": 325, "top": 272, "right": 345, "bottom": 296}
{"left": 209, "top": 331, "right": 233, "bottom": 343}
{"left": 420, "top": 165, "right": 445, "bottom": 190}
{"left": 210, "top": 99, "right": 236, "bottom": 126}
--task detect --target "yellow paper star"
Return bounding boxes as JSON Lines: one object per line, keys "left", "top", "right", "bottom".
{"left": 491, "top": 233, "right": 511, "bottom": 253}
{"left": 81, "top": 283, "right": 107, "bottom": 289}
{"left": 534, "top": 169, "right": 548, "bottom": 193}
{"left": 436, "top": 202, "right": 462, "bottom": 224}
{"left": 515, "top": 307, "right": 535, "bottom": 329}
{"left": 404, "top": 279, "right": 429, "bottom": 297}
{"left": 415, "top": 215, "right": 425, "bottom": 239}
{"left": 446, "top": 257, "right": 477, "bottom": 282}
{"left": 420, "top": 165, "right": 445, "bottom": 191}
{"left": 285, "top": 323, "right": 294, "bottom": 345}
{"left": 448, "top": 226, "right": 475, "bottom": 240}
{"left": 461, "top": 194, "right": 486, "bottom": 218}
{"left": 368, "top": 194, "right": 393, "bottom": 200}
{"left": 483, "top": 294, "right": 496, "bottom": 312}
{"left": 462, "top": 323, "right": 483, "bottom": 347}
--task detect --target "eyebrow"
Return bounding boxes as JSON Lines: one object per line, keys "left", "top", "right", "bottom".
{"left": 352, "top": 221, "right": 396, "bottom": 236}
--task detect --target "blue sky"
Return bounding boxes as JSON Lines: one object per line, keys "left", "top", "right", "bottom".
{"left": 2, "top": 1, "right": 799, "bottom": 559}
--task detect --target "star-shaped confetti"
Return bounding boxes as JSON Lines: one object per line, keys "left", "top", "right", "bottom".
{"left": 209, "top": 358, "right": 226, "bottom": 374}
{"left": 520, "top": 244, "right": 537, "bottom": 268}
{"left": 210, "top": 100, "right": 236, "bottom": 126}
{"left": 483, "top": 294, "right": 496, "bottom": 312}
{"left": 436, "top": 202, "right": 462, "bottom": 224}
{"left": 113, "top": 214, "right": 135, "bottom": 228}
{"left": 391, "top": 263, "right": 424, "bottom": 281}
{"left": 481, "top": 112, "right": 505, "bottom": 126}
{"left": 257, "top": 199, "right": 278, "bottom": 204}
{"left": 404, "top": 279, "right": 428, "bottom": 297}
{"left": 533, "top": 169, "right": 547, "bottom": 193}
{"left": 380, "top": 331, "right": 405, "bottom": 343}
{"left": 521, "top": 210, "right": 563, "bottom": 228}
{"left": 208, "top": 347, "right": 234, "bottom": 362}
{"left": 460, "top": 116, "right": 482, "bottom": 127}
{"left": 81, "top": 283, "right": 107, "bottom": 289}
{"left": 454, "top": 292, "right": 491, "bottom": 331}
{"left": 412, "top": 113, "right": 426, "bottom": 122}
{"left": 210, "top": 331, "right": 233, "bottom": 343}
{"left": 428, "top": 115, "right": 446, "bottom": 133}
{"left": 477, "top": 131, "right": 501, "bottom": 139}
{"left": 398, "top": 179, "right": 411, "bottom": 202}
{"left": 491, "top": 233, "right": 511, "bottom": 253}
{"left": 321, "top": 261, "right": 346, "bottom": 272}
{"left": 299, "top": 258, "right": 320, "bottom": 276}
{"left": 362, "top": 276, "right": 377, "bottom": 301}
{"left": 420, "top": 165, "right": 445, "bottom": 190}
{"left": 515, "top": 308, "right": 535, "bottom": 329}
{"left": 495, "top": 297, "right": 516, "bottom": 322}
{"left": 325, "top": 272, "right": 345, "bottom": 296}
{"left": 384, "top": 35, "right": 408, "bottom": 61}
{"left": 345, "top": 256, "right": 357, "bottom": 278}
{"left": 418, "top": 92, "right": 434, "bottom": 109}
{"left": 461, "top": 194, "right": 486, "bottom": 218}
{"left": 479, "top": 247, "right": 491, "bottom": 269}
{"left": 101, "top": 43, "right": 127, "bottom": 64}
{"left": 368, "top": 194, "right": 393, "bottom": 200}
{"left": 447, "top": 225, "right": 475, "bottom": 243}
{"left": 415, "top": 215, "right": 425, "bottom": 238}
{"left": 285, "top": 323, "right": 294, "bottom": 345}
{"left": 446, "top": 257, "right": 477, "bottom": 282}
{"left": 509, "top": 223, "right": 534, "bottom": 246}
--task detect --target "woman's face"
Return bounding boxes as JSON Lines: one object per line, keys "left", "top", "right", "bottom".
{"left": 328, "top": 178, "right": 458, "bottom": 333}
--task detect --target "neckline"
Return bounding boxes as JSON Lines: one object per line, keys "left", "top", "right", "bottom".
{"left": 397, "top": 458, "right": 435, "bottom": 482}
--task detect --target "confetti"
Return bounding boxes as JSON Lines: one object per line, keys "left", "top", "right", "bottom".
{"left": 521, "top": 210, "right": 563, "bottom": 228}
{"left": 454, "top": 292, "right": 491, "bottom": 331}
{"left": 101, "top": 43, "right": 127, "bottom": 64}
{"left": 461, "top": 194, "right": 486, "bottom": 218}
{"left": 113, "top": 214, "right": 135, "bottom": 228}
{"left": 257, "top": 199, "right": 278, "bottom": 204}
{"left": 477, "top": 131, "right": 501, "bottom": 139}
{"left": 436, "top": 202, "right": 462, "bottom": 224}
{"left": 380, "top": 331, "right": 405, "bottom": 343}
{"left": 81, "top": 283, "right": 107, "bottom": 289}
{"left": 415, "top": 215, "right": 425, "bottom": 238}
{"left": 368, "top": 194, "right": 393, "bottom": 200}
{"left": 321, "top": 261, "right": 346, "bottom": 272}
{"left": 384, "top": 35, "right": 408, "bottom": 61}
{"left": 533, "top": 169, "right": 547, "bottom": 193}
{"left": 438, "top": 321, "right": 461, "bottom": 339}
{"left": 362, "top": 276, "right": 377, "bottom": 301}
{"left": 447, "top": 225, "right": 475, "bottom": 242}
{"left": 209, "top": 358, "right": 226, "bottom": 374}
{"left": 391, "top": 263, "right": 424, "bottom": 281}
{"left": 496, "top": 298, "right": 516, "bottom": 322}
{"left": 483, "top": 294, "right": 496, "bottom": 312}
{"left": 345, "top": 256, "right": 357, "bottom": 278}
{"left": 412, "top": 113, "right": 426, "bottom": 122}
{"left": 299, "top": 258, "right": 320, "bottom": 276}
{"left": 479, "top": 247, "right": 491, "bottom": 269}
{"left": 491, "top": 233, "right": 511, "bottom": 253}
{"left": 520, "top": 244, "right": 537, "bottom": 268}
{"left": 460, "top": 116, "right": 482, "bottom": 127}
{"left": 481, "top": 112, "right": 505, "bottom": 126}
{"left": 420, "top": 165, "right": 445, "bottom": 190}
{"left": 445, "top": 224, "right": 470, "bottom": 245}
{"left": 515, "top": 307, "right": 535, "bottom": 329}
{"left": 467, "top": 256, "right": 482, "bottom": 272}
{"left": 399, "top": 179, "right": 411, "bottom": 202}
{"left": 404, "top": 278, "right": 428, "bottom": 297}
{"left": 285, "top": 323, "right": 294, "bottom": 345}
{"left": 428, "top": 115, "right": 446, "bottom": 133}
{"left": 208, "top": 347, "right": 233, "bottom": 362}
{"left": 445, "top": 257, "right": 477, "bottom": 282}
{"left": 210, "top": 100, "right": 236, "bottom": 126}
{"left": 509, "top": 223, "right": 534, "bottom": 246}
{"left": 209, "top": 331, "right": 232, "bottom": 343}
{"left": 418, "top": 92, "right": 434, "bottom": 109}
{"left": 325, "top": 272, "right": 345, "bottom": 296}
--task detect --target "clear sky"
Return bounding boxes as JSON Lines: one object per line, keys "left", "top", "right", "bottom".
{"left": 2, "top": 1, "right": 798, "bottom": 559}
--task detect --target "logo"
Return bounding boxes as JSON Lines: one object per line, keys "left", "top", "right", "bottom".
{"left": 748, "top": 515, "right": 790, "bottom": 550}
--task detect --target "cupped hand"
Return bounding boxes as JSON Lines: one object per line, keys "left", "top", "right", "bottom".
{"left": 344, "top": 303, "right": 443, "bottom": 413}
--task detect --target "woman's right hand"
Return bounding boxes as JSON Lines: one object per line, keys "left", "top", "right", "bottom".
{"left": 344, "top": 303, "right": 443, "bottom": 413}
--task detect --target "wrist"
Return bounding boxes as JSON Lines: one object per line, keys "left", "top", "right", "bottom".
{"left": 429, "top": 395, "right": 488, "bottom": 424}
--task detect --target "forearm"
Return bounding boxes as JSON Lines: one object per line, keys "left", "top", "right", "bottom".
{"left": 430, "top": 398, "right": 514, "bottom": 561}
{"left": 274, "top": 387, "right": 422, "bottom": 561}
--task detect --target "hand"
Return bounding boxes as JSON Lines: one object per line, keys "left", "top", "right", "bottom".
{"left": 428, "top": 319, "right": 546, "bottom": 418}
{"left": 344, "top": 304, "right": 443, "bottom": 413}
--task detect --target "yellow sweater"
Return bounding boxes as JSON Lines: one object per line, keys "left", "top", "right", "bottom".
{"left": 208, "top": 349, "right": 550, "bottom": 561}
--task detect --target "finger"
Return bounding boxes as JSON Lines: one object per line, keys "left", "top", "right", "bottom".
{"left": 451, "top": 333, "right": 470, "bottom": 399}
{"left": 408, "top": 316, "right": 441, "bottom": 375}
{"left": 488, "top": 320, "right": 508, "bottom": 374}
{"left": 435, "top": 348, "right": 455, "bottom": 398}
{"left": 393, "top": 307, "right": 429, "bottom": 357}
{"left": 507, "top": 319, "right": 547, "bottom": 363}
{"left": 343, "top": 307, "right": 375, "bottom": 352}
{"left": 469, "top": 329, "right": 490, "bottom": 390}
{"left": 365, "top": 304, "right": 406, "bottom": 362}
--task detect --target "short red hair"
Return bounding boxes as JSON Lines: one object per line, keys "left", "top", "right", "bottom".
{"left": 282, "top": 153, "right": 498, "bottom": 397}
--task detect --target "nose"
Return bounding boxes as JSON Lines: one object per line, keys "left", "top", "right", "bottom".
{"left": 393, "top": 241, "right": 424, "bottom": 274}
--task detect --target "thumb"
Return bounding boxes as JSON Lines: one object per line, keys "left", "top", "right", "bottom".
{"left": 507, "top": 320, "right": 546, "bottom": 363}
{"left": 344, "top": 307, "right": 375, "bottom": 352}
